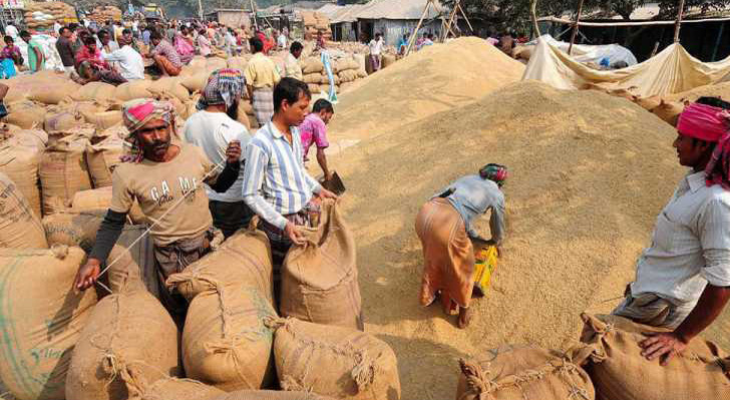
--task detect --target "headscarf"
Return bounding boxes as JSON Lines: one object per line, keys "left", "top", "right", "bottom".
{"left": 121, "top": 99, "right": 175, "bottom": 162}
{"left": 479, "top": 163, "right": 508, "bottom": 187}
{"left": 197, "top": 68, "right": 245, "bottom": 111}
{"left": 677, "top": 102, "right": 730, "bottom": 189}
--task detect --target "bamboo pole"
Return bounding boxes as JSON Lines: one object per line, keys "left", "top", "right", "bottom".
{"left": 530, "top": 0, "right": 541, "bottom": 38}
{"left": 457, "top": 3, "right": 473, "bottom": 33}
{"left": 568, "top": 0, "right": 585, "bottom": 55}
{"left": 250, "top": 0, "right": 259, "bottom": 31}
{"left": 405, "top": 0, "right": 431, "bottom": 56}
{"left": 442, "top": 2, "right": 458, "bottom": 41}
{"left": 674, "top": 0, "right": 686, "bottom": 42}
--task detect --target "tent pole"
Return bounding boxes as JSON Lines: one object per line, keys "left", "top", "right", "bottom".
{"left": 530, "top": 0, "right": 541, "bottom": 38}
{"left": 673, "top": 0, "right": 685, "bottom": 43}
{"left": 568, "top": 0, "right": 585, "bottom": 55}
{"left": 457, "top": 3, "right": 474, "bottom": 33}
{"left": 711, "top": 22, "right": 725, "bottom": 61}
{"left": 441, "top": 0, "right": 458, "bottom": 42}
{"left": 405, "top": 0, "right": 431, "bottom": 56}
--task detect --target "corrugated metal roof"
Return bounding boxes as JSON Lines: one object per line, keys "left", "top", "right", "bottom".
{"left": 323, "top": 0, "right": 443, "bottom": 23}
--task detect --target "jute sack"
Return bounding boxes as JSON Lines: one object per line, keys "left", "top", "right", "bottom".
{"left": 28, "top": 80, "right": 79, "bottom": 105}
{"left": 0, "top": 139, "right": 42, "bottom": 218}
{"left": 80, "top": 109, "right": 123, "bottom": 131}
{"left": 167, "top": 230, "right": 277, "bottom": 391}
{"left": 40, "top": 136, "right": 93, "bottom": 215}
{"left": 213, "top": 391, "right": 337, "bottom": 400}
{"left": 72, "top": 82, "right": 117, "bottom": 102}
{"left": 7, "top": 100, "right": 47, "bottom": 129}
{"left": 133, "top": 378, "right": 337, "bottom": 400}
{"left": 181, "top": 73, "right": 208, "bottom": 93}
{"left": 572, "top": 313, "right": 730, "bottom": 400}
{"left": 44, "top": 110, "right": 86, "bottom": 133}
{"left": 456, "top": 345, "right": 595, "bottom": 400}
{"left": 269, "top": 318, "right": 401, "bottom": 400}
{"left": 69, "top": 187, "right": 147, "bottom": 224}
{"left": 303, "top": 73, "right": 321, "bottom": 84}
{"left": 149, "top": 77, "right": 190, "bottom": 102}
{"left": 66, "top": 274, "right": 180, "bottom": 400}
{"left": 113, "top": 80, "right": 154, "bottom": 102}
{"left": 85, "top": 135, "right": 125, "bottom": 188}
{"left": 302, "top": 57, "right": 324, "bottom": 74}
{"left": 0, "top": 172, "right": 48, "bottom": 248}
{"left": 0, "top": 246, "right": 97, "bottom": 400}
{"left": 281, "top": 200, "right": 363, "bottom": 330}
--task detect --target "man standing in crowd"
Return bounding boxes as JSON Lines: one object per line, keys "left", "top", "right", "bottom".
{"left": 56, "top": 27, "right": 75, "bottom": 75}
{"left": 244, "top": 37, "right": 281, "bottom": 126}
{"left": 283, "top": 41, "right": 303, "bottom": 80}
{"left": 612, "top": 97, "right": 730, "bottom": 365}
{"left": 416, "top": 164, "right": 507, "bottom": 329}
{"left": 242, "top": 78, "right": 337, "bottom": 297}
{"left": 20, "top": 31, "right": 44, "bottom": 73}
{"left": 300, "top": 99, "right": 334, "bottom": 180}
{"left": 74, "top": 99, "right": 242, "bottom": 323}
{"left": 397, "top": 33, "right": 409, "bottom": 55}
{"left": 102, "top": 40, "right": 145, "bottom": 81}
{"left": 147, "top": 31, "right": 183, "bottom": 76}
{"left": 183, "top": 69, "right": 253, "bottom": 238}
{"left": 369, "top": 32, "right": 384, "bottom": 72}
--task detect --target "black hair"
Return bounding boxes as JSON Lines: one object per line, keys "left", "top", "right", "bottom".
{"left": 69, "top": 23, "right": 78, "bottom": 31}
{"left": 312, "top": 98, "right": 334, "bottom": 114}
{"left": 122, "top": 28, "right": 132, "bottom": 35}
{"left": 3, "top": 36, "right": 12, "bottom": 43}
{"left": 83, "top": 36, "right": 96, "bottom": 46}
{"left": 59, "top": 26, "right": 69, "bottom": 36}
{"left": 696, "top": 96, "right": 730, "bottom": 110}
{"left": 274, "top": 77, "right": 311, "bottom": 113}
{"left": 98, "top": 30, "right": 109, "bottom": 39}
{"left": 150, "top": 30, "right": 163, "bottom": 41}
{"left": 249, "top": 37, "right": 264, "bottom": 52}
{"left": 19, "top": 30, "right": 30, "bottom": 38}
{"left": 290, "top": 41, "right": 303, "bottom": 53}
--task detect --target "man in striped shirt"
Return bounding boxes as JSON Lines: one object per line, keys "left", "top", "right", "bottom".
{"left": 242, "top": 77, "right": 337, "bottom": 297}
{"left": 147, "top": 30, "right": 182, "bottom": 77}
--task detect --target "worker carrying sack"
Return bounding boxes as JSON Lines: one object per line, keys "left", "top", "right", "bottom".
{"left": 571, "top": 313, "right": 730, "bottom": 400}
{"left": 456, "top": 344, "right": 595, "bottom": 400}
{"left": 281, "top": 200, "right": 363, "bottom": 330}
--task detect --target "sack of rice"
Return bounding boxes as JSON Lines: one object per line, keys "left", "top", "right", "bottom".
{"left": 131, "top": 377, "right": 224, "bottom": 400}
{"left": 269, "top": 318, "right": 401, "bottom": 400}
{"left": 114, "top": 80, "right": 154, "bottom": 102}
{"left": 181, "top": 72, "right": 208, "bottom": 93}
{"left": 456, "top": 344, "right": 595, "bottom": 400}
{"left": 44, "top": 110, "right": 86, "bottom": 133}
{"left": 166, "top": 230, "right": 276, "bottom": 391}
{"left": 302, "top": 57, "right": 324, "bottom": 74}
{"left": 85, "top": 135, "right": 125, "bottom": 188}
{"left": 29, "top": 80, "right": 79, "bottom": 105}
{"left": 282, "top": 200, "right": 363, "bottom": 330}
{"left": 308, "top": 84, "right": 321, "bottom": 94}
{"left": 43, "top": 211, "right": 103, "bottom": 252}
{"left": 149, "top": 77, "right": 190, "bottom": 102}
{"left": 70, "top": 187, "right": 147, "bottom": 224}
{"left": 573, "top": 313, "right": 730, "bottom": 400}
{"left": 7, "top": 100, "right": 47, "bottom": 129}
{"left": 206, "top": 57, "right": 228, "bottom": 72}
{"left": 0, "top": 138, "right": 42, "bottom": 217}
{"left": 73, "top": 82, "right": 118, "bottom": 102}
{"left": 213, "top": 391, "right": 337, "bottom": 400}
{"left": 80, "top": 109, "right": 123, "bottom": 131}
{"left": 0, "top": 172, "right": 48, "bottom": 248}
{"left": 0, "top": 246, "right": 97, "bottom": 400}
{"left": 66, "top": 277, "right": 180, "bottom": 400}
{"left": 40, "top": 135, "right": 93, "bottom": 215}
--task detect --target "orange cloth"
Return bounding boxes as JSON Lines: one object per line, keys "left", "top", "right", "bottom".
{"left": 416, "top": 198, "right": 475, "bottom": 311}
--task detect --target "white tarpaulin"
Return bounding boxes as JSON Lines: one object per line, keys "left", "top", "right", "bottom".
{"left": 526, "top": 35, "right": 638, "bottom": 67}
{"left": 523, "top": 37, "right": 730, "bottom": 97}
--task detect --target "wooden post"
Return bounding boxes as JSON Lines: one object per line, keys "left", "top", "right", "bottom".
{"left": 405, "top": 0, "right": 432, "bottom": 56}
{"left": 568, "top": 0, "right": 585, "bottom": 55}
{"left": 530, "top": 0, "right": 541, "bottom": 38}
{"left": 440, "top": 1, "right": 458, "bottom": 42}
{"left": 674, "top": 0, "right": 686, "bottom": 43}
{"left": 711, "top": 21, "right": 725, "bottom": 61}
{"left": 250, "top": 0, "right": 259, "bottom": 31}
{"left": 457, "top": 3, "right": 474, "bottom": 33}
{"left": 197, "top": 0, "right": 203, "bottom": 20}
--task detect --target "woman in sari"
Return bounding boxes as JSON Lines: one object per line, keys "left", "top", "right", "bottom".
{"left": 0, "top": 36, "right": 22, "bottom": 79}
{"left": 174, "top": 26, "right": 195, "bottom": 65}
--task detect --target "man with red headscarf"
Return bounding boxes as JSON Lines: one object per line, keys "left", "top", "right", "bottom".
{"left": 415, "top": 163, "right": 508, "bottom": 329}
{"left": 613, "top": 97, "right": 730, "bottom": 365}
{"left": 73, "top": 99, "right": 242, "bottom": 324}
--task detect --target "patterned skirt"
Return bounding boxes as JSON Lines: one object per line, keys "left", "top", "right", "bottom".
{"left": 252, "top": 88, "right": 275, "bottom": 126}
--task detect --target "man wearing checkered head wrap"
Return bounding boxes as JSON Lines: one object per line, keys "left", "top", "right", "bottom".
{"left": 74, "top": 98, "right": 245, "bottom": 324}
{"left": 415, "top": 163, "right": 508, "bottom": 329}
{"left": 613, "top": 97, "right": 730, "bottom": 366}
{"left": 184, "top": 69, "right": 254, "bottom": 239}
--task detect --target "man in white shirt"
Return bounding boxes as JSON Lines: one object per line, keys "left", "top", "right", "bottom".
{"left": 5, "top": 23, "right": 18, "bottom": 39}
{"left": 102, "top": 44, "right": 144, "bottom": 80}
{"left": 613, "top": 97, "right": 730, "bottom": 365}
{"left": 368, "top": 32, "right": 384, "bottom": 72}
{"left": 183, "top": 68, "right": 252, "bottom": 238}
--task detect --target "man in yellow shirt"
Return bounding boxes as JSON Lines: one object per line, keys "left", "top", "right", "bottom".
{"left": 244, "top": 37, "right": 281, "bottom": 126}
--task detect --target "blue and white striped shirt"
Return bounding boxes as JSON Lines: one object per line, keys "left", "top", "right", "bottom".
{"left": 242, "top": 121, "right": 321, "bottom": 230}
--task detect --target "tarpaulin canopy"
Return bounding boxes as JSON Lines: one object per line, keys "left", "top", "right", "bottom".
{"left": 526, "top": 35, "right": 638, "bottom": 67}
{"left": 522, "top": 37, "right": 730, "bottom": 97}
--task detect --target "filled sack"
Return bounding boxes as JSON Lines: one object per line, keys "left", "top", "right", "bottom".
{"left": 40, "top": 135, "right": 93, "bottom": 215}
{"left": 85, "top": 135, "right": 125, "bottom": 188}
{"left": 0, "top": 246, "right": 97, "bottom": 400}
{"left": 72, "top": 82, "right": 117, "bottom": 102}
{"left": 0, "top": 139, "right": 43, "bottom": 218}
{"left": 282, "top": 200, "right": 363, "bottom": 330}
{"left": 0, "top": 172, "right": 48, "bottom": 248}
{"left": 456, "top": 344, "right": 595, "bottom": 400}
{"left": 6, "top": 100, "right": 47, "bottom": 129}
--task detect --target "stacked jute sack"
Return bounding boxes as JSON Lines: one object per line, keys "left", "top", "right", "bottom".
{"left": 24, "top": 2, "right": 77, "bottom": 31}
{"left": 455, "top": 313, "right": 730, "bottom": 400}
{"left": 88, "top": 5, "right": 123, "bottom": 24}
{"left": 300, "top": 55, "right": 368, "bottom": 95}
{"left": 580, "top": 84, "right": 686, "bottom": 127}
{"left": 300, "top": 11, "right": 332, "bottom": 41}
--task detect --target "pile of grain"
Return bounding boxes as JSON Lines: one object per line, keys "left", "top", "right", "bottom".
{"left": 24, "top": 2, "right": 76, "bottom": 31}
{"left": 666, "top": 81, "right": 730, "bottom": 103}
{"left": 329, "top": 80, "right": 706, "bottom": 400}
{"left": 328, "top": 37, "right": 526, "bottom": 143}
{"left": 88, "top": 5, "right": 123, "bottom": 24}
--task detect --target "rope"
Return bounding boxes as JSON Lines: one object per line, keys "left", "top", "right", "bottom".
{"left": 94, "top": 159, "right": 227, "bottom": 294}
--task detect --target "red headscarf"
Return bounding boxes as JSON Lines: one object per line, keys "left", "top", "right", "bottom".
{"left": 677, "top": 102, "right": 730, "bottom": 189}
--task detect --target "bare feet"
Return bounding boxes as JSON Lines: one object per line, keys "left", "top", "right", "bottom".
{"left": 457, "top": 307, "right": 471, "bottom": 329}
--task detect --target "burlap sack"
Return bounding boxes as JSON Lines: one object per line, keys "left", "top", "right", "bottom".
{"left": 85, "top": 135, "right": 125, "bottom": 188}
{"left": 572, "top": 313, "right": 730, "bottom": 400}
{"left": 42, "top": 211, "right": 104, "bottom": 252}
{"left": 0, "top": 139, "right": 42, "bottom": 217}
{"left": 132, "top": 377, "right": 224, "bottom": 400}
{"left": 80, "top": 109, "right": 123, "bottom": 131}
{"left": 29, "top": 80, "right": 79, "bottom": 105}
{"left": 44, "top": 110, "right": 86, "bottom": 133}
{"left": 303, "top": 73, "right": 321, "bottom": 84}
{"left": 7, "top": 100, "right": 47, "bottom": 129}
{"left": 166, "top": 230, "right": 277, "bottom": 391}
{"left": 282, "top": 200, "right": 363, "bottom": 330}
{"left": 40, "top": 136, "right": 93, "bottom": 215}
{"left": 214, "top": 391, "right": 337, "bottom": 400}
{"left": 73, "top": 82, "right": 118, "bottom": 102}
{"left": 180, "top": 73, "right": 208, "bottom": 93}
{"left": 113, "top": 80, "right": 154, "bottom": 102}
{"left": 66, "top": 277, "right": 180, "bottom": 400}
{"left": 302, "top": 58, "right": 324, "bottom": 74}
{"left": 0, "top": 246, "right": 97, "bottom": 400}
{"left": 206, "top": 57, "right": 228, "bottom": 71}
{"left": 68, "top": 187, "right": 146, "bottom": 224}
{"left": 456, "top": 345, "right": 595, "bottom": 400}
{"left": 270, "top": 318, "right": 400, "bottom": 400}
{"left": 149, "top": 77, "right": 190, "bottom": 102}
{"left": 0, "top": 172, "right": 48, "bottom": 248}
